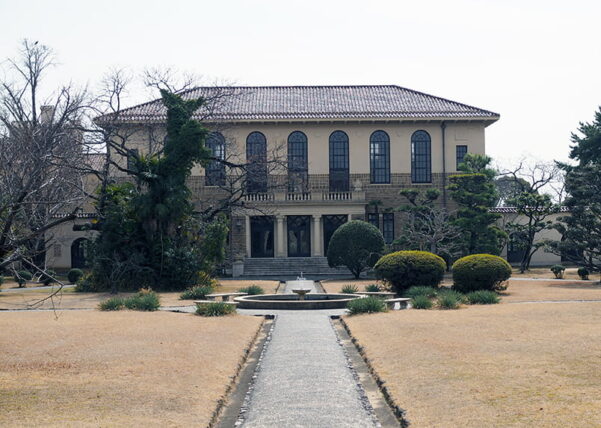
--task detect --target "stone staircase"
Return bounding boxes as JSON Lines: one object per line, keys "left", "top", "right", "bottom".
{"left": 242, "top": 257, "right": 350, "bottom": 277}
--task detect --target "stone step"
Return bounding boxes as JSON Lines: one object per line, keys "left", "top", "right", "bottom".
{"left": 242, "top": 257, "right": 349, "bottom": 276}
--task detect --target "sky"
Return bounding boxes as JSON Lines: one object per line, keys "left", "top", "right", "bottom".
{"left": 1, "top": 0, "right": 600, "bottom": 165}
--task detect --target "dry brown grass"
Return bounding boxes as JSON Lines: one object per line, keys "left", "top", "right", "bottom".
{"left": 511, "top": 266, "right": 591, "bottom": 280}
{"left": 345, "top": 302, "right": 601, "bottom": 427}
{"left": 321, "top": 279, "right": 386, "bottom": 293}
{"left": 502, "top": 279, "right": 601, "bottom": 303}
{"left": 0, "top": 310, "right": 262, "bottom": 427}
{"left": 0, "top": 280, "right": 280, "bottom": 310}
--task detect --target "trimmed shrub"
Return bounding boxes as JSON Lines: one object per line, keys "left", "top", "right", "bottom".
{"left": 346, "top": 296, "right": 387, "bottom": 315}
{"left": 14, "top": 270, "right": 33, "bottom": 287}
{"left": 365, "top": 284, "right": 381, "bottom": 292}
{"left": 341, "top": 284, "right": 359, "bottom": 294}
{"left": 238, "top": 285, "right": 264, "bottom": 295}
{"left": 404, "top": 286, "right": 438, "bottom": 299}
{"left": 411, "top": 295, "right": 433, "bottom": 310}
{"left": 374, "top": 251, "right": 446, "bottom": 293}
{"left": 466, "top": 290, "right": 500, "bottom": 305}
{"left": 67, "top": 268, "right": 84, "bottom": 284}
{"left": 327, "top": 220, "right": 385, "bottom": 278}
{"left": 577, "top": 267, "right": 590, "bottom": 280}
{"left": 0, "top": 275, "right": 3, "bottom": 286}
{"left": 438, "top": 293, "right": 460, "bottom": 309}
{"left": 196, "top": 301, "right": 236, "bottom": 317}
{"left": 550, "top": 264, "right": 566, "bottom": 279}
{"left": 180, "top": 285, "right": 214, "bottom": 300}
{"left": 39, "top": 270, "right": 57, "bottom": 286}
{"left": 452, "top": 254, "right": 512, "bottom": 292}
{"left": 98, "top": 297, "right": 125, "bottom": 311}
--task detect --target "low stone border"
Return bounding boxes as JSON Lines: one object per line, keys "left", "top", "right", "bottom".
{"left": 209, "top": 315, "right": 274, "bottom": 428}
{"left": 336, "top": 316, "right": 410, "bottom": 427}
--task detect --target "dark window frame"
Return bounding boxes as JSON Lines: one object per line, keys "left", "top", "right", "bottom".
{"left": 367, "top": 213, "right": 380, "bottom": 229}
{"left": 411, "top": 130, "right": 432, "bottom": 183}
{"left": 382, "top": 213, "right": 395, "bottom": 244}
{"left": 126, "top": 148, "right": 139, "bottom": 174}
{"left": 369, "top": 130, "right": 390, "bottom": 184}
{"left": 329, "top": 131, "right": 350, "bottom": 192}
{"left": 456, "top": 145, "right": 468, "bottom": 171}
{"left": 246, "top": 131, "right": 268, "bottom": 193}
{"left": 205, "top": 132, "right": 226, "bottom": 186}
{"left": 287, "top": 131, "right": 308, "bottom": 193}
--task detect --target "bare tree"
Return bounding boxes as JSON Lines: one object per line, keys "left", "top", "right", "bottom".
{"left": 0, "top": 40, "right": 88, "bottom": 275}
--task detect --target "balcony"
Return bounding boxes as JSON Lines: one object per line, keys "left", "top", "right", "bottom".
{"left": 243, "top": 191, "right": 366, "bottom": 204}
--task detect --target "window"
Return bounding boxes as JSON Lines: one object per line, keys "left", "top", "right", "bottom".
{"left": 205, "top": 132, "right": 226, "bottom": 186}
{"left": 329, "top": 131, "right": 349, "bottom": 191}
{"left": 382, "top": 213, "right": 395, "bottom": 244}
{"left": 456, "top": 145, "right": 468, "bottom": 170}
{"left": 288, "top": 131, "right": 308, "bottom": 192}
{"left": 246, "top": 132, "right": 267, "bottom": 193}
{"left": 411, "top": 131, "right": 431, "bottom": 183}
{"left": 367, "top": 213, "right": 379, "bottom": 229}
{"left": 370, "top": 131, "right": 390, "bottom": 183}
{"left": 126, "top": 148, "right": 139, "bottom": 173}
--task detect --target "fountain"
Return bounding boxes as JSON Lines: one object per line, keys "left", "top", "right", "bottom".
{"left": 234, "top": 277, "right": 362, "bottom": 310}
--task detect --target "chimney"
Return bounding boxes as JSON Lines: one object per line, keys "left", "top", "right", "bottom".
{"left": 40, "top": 105, "right": 55, "bottom": 124}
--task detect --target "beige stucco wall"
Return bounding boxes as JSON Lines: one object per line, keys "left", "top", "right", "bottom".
{"left": 498, "top": 212, "right": 563, "bottom": 266}
{"left": 45, "top": 219, "right": 96, "bottom": 270}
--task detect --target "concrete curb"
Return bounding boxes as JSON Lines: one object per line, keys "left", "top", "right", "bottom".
{"left": 337, "top": 316, "right": 410, "bottom": 427}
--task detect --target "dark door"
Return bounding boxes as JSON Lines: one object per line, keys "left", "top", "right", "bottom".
{"left": 71, "top": 238, "right": 89, "bottom": 268}
{"left": 323, "top": 215, "right": 348, "bottom": 255}
{"left": 251, "top": 216, "right": 274, "bottom": 258}
{"left": 287, "top": 216, "right": 311, "bottom": 257}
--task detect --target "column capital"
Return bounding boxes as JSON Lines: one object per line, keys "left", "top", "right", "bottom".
{"left": 312, "top": 214, "right": 321, "bottom": 220}
{"left": 276, "top": 215, "right": 285, "bottom": 222}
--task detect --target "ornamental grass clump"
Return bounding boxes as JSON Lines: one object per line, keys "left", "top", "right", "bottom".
{"left": 437, "top": 288, "right": 466, "bottom": 304}
{"left": 238, "top": 285, "right": 264, "bottom": 295}
{"left": 341, "top": 284, "right": 359, "bottom": 294}
{"left": 466, "top": 290, "right": 500, "bottom": 305}
{"left": 452, "top": 254, "right": 511, "bottom": 292}
{"left": 195, "top": 301, "right": 236, "bottom": 317}
{"left": 438, "top": 293, "right": 460, "bottom": 310}
{"left": 411, "top": 295, "right": 433, "bottom": 310}
{"left": 346, "top": 296, "right": 388, "bottom": 315}
{"left": 365, "top": 284, "right": 381, "bottom": 292}
{"left": 98, "top": 289, "right": 160, "bottom": 311}
{"left": 374, "top": 250, "right": 445, "bottom": 294}
{"left": 550, "top": 264, "right": 566, "bottom": 279}
{"left": 180, "top": 285, "right": 214, "bottom": 300}
{"left": 98, "top": 297, "right": 125, "bottom": 311}
{"left": 404, "top": 286, "right": 438, "bottom": 299}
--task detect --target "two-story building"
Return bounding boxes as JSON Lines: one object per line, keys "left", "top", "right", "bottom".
{"left": 47, "top": 85, "right": 500, "bottom": 276}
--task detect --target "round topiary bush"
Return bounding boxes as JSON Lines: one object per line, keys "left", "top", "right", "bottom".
{"left": 40, "top": 269, "right": 57, "bottom": 286}
{"left": 327, "top": 220, "right": 385, "bottom": 279}
{"left": 452, "top": 254, "right": 511, "bottom": 292}
{"left": 67, "top": 268, "right": 84, "bottom": 284}
{"left": 374, "top": 250, "right": 446, "bottom": 293}
{"left": 14, "top": 270, "right": 33, "bottom": 287}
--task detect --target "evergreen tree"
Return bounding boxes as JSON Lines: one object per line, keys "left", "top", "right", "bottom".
{"left": 448, "top": 154, "right": 506, "bottom": 255}
{"left": 551, "top": 107, "right": 601, "bottom": 277}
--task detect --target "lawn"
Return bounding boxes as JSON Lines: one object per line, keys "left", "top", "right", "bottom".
{"left": 0, "top": 279, "right": 280, "bottom": 310}
{"left": 345, "top": 302, "right": 601, "bottom": 427}
{"left": 0, "top": 310, "right": 263, "bottom": 427}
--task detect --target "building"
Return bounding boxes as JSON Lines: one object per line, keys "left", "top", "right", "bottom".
{"left": 47, "top": 85, "right": 501, "bottom": 275}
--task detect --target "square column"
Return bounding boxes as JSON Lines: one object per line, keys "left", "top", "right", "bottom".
{"left": 276, "top": 215, "right": 286, "bottom": 257}
{"left": 245, "top": 216, "right": 251, "bottom": 258}
{"left": 312, "top": 215, "right": 322, "bottom": 257}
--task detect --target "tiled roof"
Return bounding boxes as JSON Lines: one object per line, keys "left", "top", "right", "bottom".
{"left": 490, "top": 206, "right": 570, "bottom": 213}
{"left": 101, "top": 85, "right": 499, "bottom": 123}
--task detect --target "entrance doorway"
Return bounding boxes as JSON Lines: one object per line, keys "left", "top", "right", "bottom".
{"left": 71, "top": 238, "right": 90, "bottom": 268}
{"left": 287, "top": 216, "right": 311, "bottom": 257}
{"left": 251, "top": 216, "right": 274, "bottom": 258}
{"left": 323, "top": 215, "right": 348, "bottom": 255}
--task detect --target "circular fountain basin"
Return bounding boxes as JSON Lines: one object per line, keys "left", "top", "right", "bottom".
{"left": 235, "top": 293, "right": 361, "bottom": 310}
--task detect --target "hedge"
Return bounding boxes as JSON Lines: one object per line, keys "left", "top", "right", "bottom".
{"left": 452, "top": 254, "right": 511, "bottom": 292}
{"left": 374, "top": 250, "right": 446, "bottom": 293}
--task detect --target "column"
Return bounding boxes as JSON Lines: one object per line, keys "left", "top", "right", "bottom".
{"left": 312, "top": 215, "right": 322, "bottom": 257}
{"left": 245, "top": 216, "right": 251, "bottom": 258}
{"left": 276, "top": 215, "right": 286, "bottom": 257}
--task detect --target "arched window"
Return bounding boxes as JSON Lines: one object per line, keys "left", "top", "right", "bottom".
{"left": 370, "top": 130, "right": 390, "bottom": 184}
{"left": 329, "top": 131, "right": 349, "bottom": 192}
{"left": 411, "top": 130, "right": 431, "bottom": 183}
{"left": 205, "top": 132, "right": 226, "bottom": 186}
{"left": 246, "top": 132, "right": 267, "bottom": 193}
{"left": 288, "top": 131, "right": 308, "bottom": 193}
{"left": 71, "top": 238, "right": 90, "bottom": 268}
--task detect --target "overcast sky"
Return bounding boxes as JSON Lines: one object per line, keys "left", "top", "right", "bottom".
{"left": 1, "top": 0, "right": 600, "bottom": 165}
